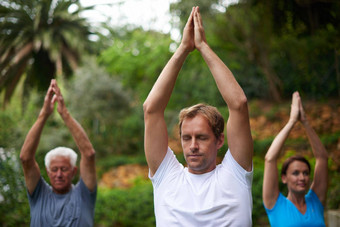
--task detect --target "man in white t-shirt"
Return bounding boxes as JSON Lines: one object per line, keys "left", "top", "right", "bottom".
{"left": 143, "top": 6, "right": 253, "bottom": 227}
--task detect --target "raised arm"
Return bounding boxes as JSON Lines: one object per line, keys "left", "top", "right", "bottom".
{"left": 193, "top": 7, "right": 253, "bottom": 170}
{"left": 20, "top": 80, "right": 55, "bottom": 195}
{"left": 52, "top": 80, "right": 96, "bottom": 192}
{"left": 262, "top": 92, "right": 300, "bottom": 209}
{"left": 143, "top": 8, "right": 195, "bottom": 176}
{"left": 298, "top": 94, "right": 328, "bottom": 205}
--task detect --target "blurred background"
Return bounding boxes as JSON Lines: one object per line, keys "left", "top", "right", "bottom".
{"left": 0, "top": 0, "right": 339, "bottom": 226}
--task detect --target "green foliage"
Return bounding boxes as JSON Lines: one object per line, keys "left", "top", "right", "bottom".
{"left": 321, "top": 131, "right": 340, "bottom": 146}
{"left": 0, "top": 0, "right": 96, "bottom": 105}
{"left": 271, "top": 29, "right": 339, "bottom": 99}
{"left": 95, "top": 183, "right": 155, "bottom": 227}
{"left": 98, "top": 28, "right": 173, "bottom": 102}
{"left": 253, "top": 137, "right": 274, "bottom": 156}
{"left": 66, "top": 57, "right": 144, "bottom": 157}
{"left": 0, "top": 107, "right": 21, "bottom": 148}
{"left": 328, "top": 169, "right": 340, "bottom": 210}
{"left": 96, "top": 155, "right": 147, "bottom": 179}
{"left": 0, "top": 148, "right": 30, "bottom": 226}
{"left": 252, "top": 157, "right": 269, "bottom": 226}
{"left": 169, "top": 0, "right": 340, "bottom": 101}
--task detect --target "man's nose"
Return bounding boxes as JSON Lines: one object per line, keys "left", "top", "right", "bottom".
{"left": 190, "top": 138, "right": 198, "bottom": 151}
{"left": 56, "top": 169, "right": 63, "bottom": 177}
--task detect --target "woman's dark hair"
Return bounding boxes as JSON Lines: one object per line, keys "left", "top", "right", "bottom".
{"left": 281, "top": 155, "right": 311, "bottom": 176}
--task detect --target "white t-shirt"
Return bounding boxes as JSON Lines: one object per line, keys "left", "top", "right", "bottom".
{"left": 150, "top": 147, "right": 253, "bottom": 227}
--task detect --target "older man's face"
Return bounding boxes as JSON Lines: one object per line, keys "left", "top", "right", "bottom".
{"left": 47, "top": 156, "right": 77, "bottom": 194}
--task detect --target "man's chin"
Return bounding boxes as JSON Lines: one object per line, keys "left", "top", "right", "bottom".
{"left": 52, "top": 184, "right": 70, "bottom": 194}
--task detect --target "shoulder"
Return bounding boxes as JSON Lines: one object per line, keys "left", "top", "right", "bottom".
{"left": 76, "top": 178, "right": 97, "bottom": 195}
{"left": 306, "top": 189, "right": 324, "bottom": 208}
{"left": 150, "top": 147, "right": 183, "bottom": 188}
{"left": 265, "top": 193, "right": 286, "bottom": 212}
{"left": 220, "top": 150, "right": 253, "bottom": 187}
{"left": 28, "top": 177, "right": 51, "bottom": 197}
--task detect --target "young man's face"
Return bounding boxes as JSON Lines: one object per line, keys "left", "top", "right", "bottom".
{"left": 47, "top": 156, "right": 77, "bottom": 194}
{"left": 282, "top": 160, "right": 310, "bottom": 195}
{"left": 181, "top": 114, "right": 224, "bottom": 174}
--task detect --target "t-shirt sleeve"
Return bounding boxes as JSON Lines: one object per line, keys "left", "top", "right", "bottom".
{"left": 78, "top": 178, "right": 97, "bottom": 205}
{"left": 306, "top": 189, "right": 324, "bottom": 212}
{"left": 149, "top": 147, "right": 183, "bottom": 189}
{"left": 264, "top": 192, "right": 284, "bottom": 212}
{"left": 221, "top": 149, "right": 253, "bottom": 187}
{"left": 28, "top": 177, "right": 48, "bottom": 200}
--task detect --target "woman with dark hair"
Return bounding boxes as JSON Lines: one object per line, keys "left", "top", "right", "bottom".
{"left": 262, "top": 91, "right": 328, "bottom": 227}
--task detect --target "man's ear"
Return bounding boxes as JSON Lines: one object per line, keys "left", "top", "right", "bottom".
{"left": 72, "top": 166, "right": 78, "bottom": 178}
{"left": 217, "top": 133, "right": 225, "bottom": 149}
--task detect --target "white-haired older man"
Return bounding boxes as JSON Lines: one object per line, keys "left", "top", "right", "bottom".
{"left": 20, "top": 79, "right": 97, "bottom": 227}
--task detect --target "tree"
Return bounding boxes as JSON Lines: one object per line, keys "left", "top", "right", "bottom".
{"left": 169, "top": 0, "right": 340, "bottom": 101}
{"left": 0, "top": 0, "right": 95, "bottom": 106}
{"left": 98, "top": 27, "right": 174, "bottom": 101}
{"left": 66, "top": 57, "right": 143, "bottom": 156}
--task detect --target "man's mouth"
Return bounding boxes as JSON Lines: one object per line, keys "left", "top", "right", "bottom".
{"left": 55, "top": 180, "right": 64, "bottom": 183}
{"left": 187, "top": 154, "right": 202, "bottom": 158}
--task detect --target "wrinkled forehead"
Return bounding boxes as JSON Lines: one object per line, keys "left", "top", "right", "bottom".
{"left": 181, "top": 115, "right": 213, "bottom": 134}
{"left": 49, "top": 155, "right": 72, "bottom": 167}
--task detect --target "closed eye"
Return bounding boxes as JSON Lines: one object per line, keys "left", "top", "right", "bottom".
{"left": 182, "top": 135, "right": 191, "bottom": 141}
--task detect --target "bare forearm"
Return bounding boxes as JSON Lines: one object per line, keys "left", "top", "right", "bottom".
{"left": 266, "top": 120, "right": 296, "bottom": 162}
{"left": 302, "top": 120, "right": 328, "bottom": 204}
{"left": 143, "top": 46, "right": 189, "bottom": 114}
{"left": 301, "top": 120, "right": 328, "bottom": 160}
{"left": 198, "top": 44, "right": 246, "bottom": 110}
{"left": 61, "top": 112, "right": 95, "bottom": 157}
{"left": 20, "top": 113, "right": 49, "bottom": 161}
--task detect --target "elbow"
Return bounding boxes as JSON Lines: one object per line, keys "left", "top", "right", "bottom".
{"left": 143, "top": 100, "right": 153, "bottom": 113}
{"left": 264, "top": 153, "right": 277, "bottom": 164}
{"left": 231, "top": 94, "right": 249, "bottom": 112}
{"left": 85, "top": 148, "right": 96, "bottom": 160}
{"left": 143, "top": 100, "right": 156, "bottom": 119}
{"left": 143, "top": 101, "right": 149, "bottom": 114}
{"left": 81, "top": 148, "right": 96, "bottom": 163}
{"left": 319, "top": 152, "right": 328, "bottom": 161}
{"left": 239, "top": 95, "right": 248, "bottom": 109}
{"left": 19, "top": 151, "right": 32, "bottom": 165}
{"left": 19, "top": 153, "right": 26, "bottom": 163}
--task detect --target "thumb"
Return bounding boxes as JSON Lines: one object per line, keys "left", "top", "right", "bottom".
{"left": 51, "top": 94, "right": 57, "bottom": 106}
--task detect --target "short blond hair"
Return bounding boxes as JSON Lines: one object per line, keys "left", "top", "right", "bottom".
{"left": 179, "top": 103, "right": 224, "bottom": 139}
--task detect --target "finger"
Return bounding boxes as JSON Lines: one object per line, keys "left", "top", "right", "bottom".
{"left": 51, "top": 94, "right": 57, "bottom": 106}
{"left": 52, "top": 81, "right": 62, "bottom": 97}
{"left": 45, "top": 83, "right": 54, "bottom": 102}
{"left": 193, "top": 7, "right": 199, "bottom": 27}
{"left": 291, "top": 92, "right": 300, "bottom": 111}
{"left": 298, "top": 95, "right": 305, "bottom": 112}
{"left": 185, "top": 7, "right": 195, "bottom": 27}
{"left": 196, "top": 6, "right": 203, "bottom": 28}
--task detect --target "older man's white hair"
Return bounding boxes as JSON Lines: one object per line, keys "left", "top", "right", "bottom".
{"left": 45, "top": 147, "right": 78, "bottom": 170}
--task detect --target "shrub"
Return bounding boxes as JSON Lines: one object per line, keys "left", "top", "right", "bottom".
{"left": 95, "top": 182, "right": 155, "bottom": 227}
